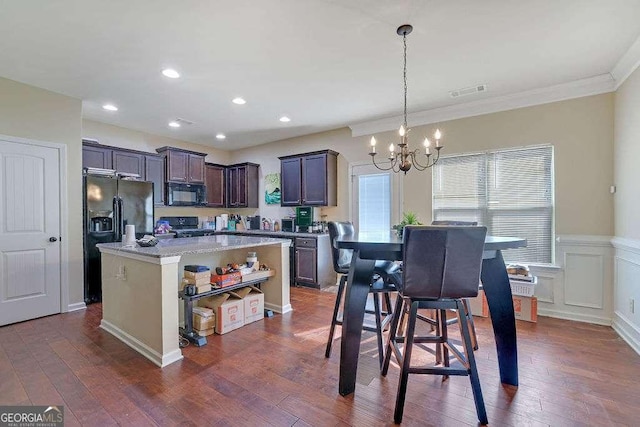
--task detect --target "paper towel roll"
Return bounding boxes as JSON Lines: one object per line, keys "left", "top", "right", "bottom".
{"left": 124, "top": 224, "right": 136, "bottom": 244}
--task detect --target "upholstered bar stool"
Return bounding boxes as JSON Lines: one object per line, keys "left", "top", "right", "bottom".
{"left": 430, "top": 220, "right": 480, "bottom": 353}
{"left": 382, "top": 225, "right": 488, "bottom": 425}
{"left": 325, "top": 221, "right": 400, "bottom": 368}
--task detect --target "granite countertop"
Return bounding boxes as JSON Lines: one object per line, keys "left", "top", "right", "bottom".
{"left": 97, "top": 234, "right": 291, "bottom": 258}
{"left": 218, "top": 229, "right": 329, "bottom": 238}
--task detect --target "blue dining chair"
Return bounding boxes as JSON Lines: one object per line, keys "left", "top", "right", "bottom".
{"left": 382, "top": 225, "right": 488, "bottom": 425}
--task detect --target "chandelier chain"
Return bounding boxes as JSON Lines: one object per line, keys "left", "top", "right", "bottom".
{"left": 403, "top": 32, "right": 408, "bottom": 130}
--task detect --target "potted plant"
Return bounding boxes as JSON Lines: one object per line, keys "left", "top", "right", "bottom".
{"left": 393, "top": 212, "right": 423, "bottom": 238}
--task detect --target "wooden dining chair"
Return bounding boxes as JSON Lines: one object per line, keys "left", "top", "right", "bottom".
{"left": 382, "top": 225, "right": 488, "bottom": 424}
{"left": 325, "top": 221, "right": 400, "bottom": 369}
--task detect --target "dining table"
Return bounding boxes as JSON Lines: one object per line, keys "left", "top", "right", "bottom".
{"left": 335, "top": 232, "right": 526, "bottom": 396}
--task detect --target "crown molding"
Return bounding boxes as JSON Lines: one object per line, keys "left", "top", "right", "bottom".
{"left": 349, "top": 74, "right": 615, "bottom": 137}
{"left": 611, "top": 34, "right": 640, "bottom": 90}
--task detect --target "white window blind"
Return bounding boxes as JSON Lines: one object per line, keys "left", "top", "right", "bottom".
{"left": 358, "top": 173, "right": 391, "bottom": 239}
{"left": 433, "top": 146, "right": 554, "bottom": 264}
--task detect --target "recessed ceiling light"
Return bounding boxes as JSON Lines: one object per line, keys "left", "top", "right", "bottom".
{"left": 102, "top": 104, "right": 118, "bottom": 111}
{"left": 232, "top": 97, "right": 246, "bottom": 105}
{"left": 168, "top": 121, "right": 181, "bottom": 128}
{"left": 279, "top": 116, "right": 291, "bottom": 122}
{"left": 162, "top": 68, "right": 180, "bottom": 79}
{"left": 216, "top": 133, "right": 226, "bottom": 140}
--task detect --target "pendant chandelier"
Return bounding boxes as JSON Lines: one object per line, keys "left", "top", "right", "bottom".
{"left": 369, "top": 24, "right": 443, "bottom": 174}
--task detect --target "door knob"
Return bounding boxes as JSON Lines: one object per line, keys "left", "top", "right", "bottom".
{"left": 49, "top": 237, "right": 58, "bottom": 242}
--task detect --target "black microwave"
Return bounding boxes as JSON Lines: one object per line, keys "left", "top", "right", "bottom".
{"left": 166, "top": 182, "right": 206, "bottom": 206}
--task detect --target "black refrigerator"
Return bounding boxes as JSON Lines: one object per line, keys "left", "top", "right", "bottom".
{"left": 83, "top": 174, "right": 154, "bottom": 303}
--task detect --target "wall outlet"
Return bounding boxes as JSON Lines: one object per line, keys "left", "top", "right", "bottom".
{"left": 630, "top": 298, "right": 635, "bottom": 314}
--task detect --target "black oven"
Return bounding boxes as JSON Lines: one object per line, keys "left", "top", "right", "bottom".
{"left": 166, "top": 183, "right": 206, "bottom": 206}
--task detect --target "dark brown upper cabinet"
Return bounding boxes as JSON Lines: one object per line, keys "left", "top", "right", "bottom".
{"left": 156, "top": 147, "right": 206, "bottom": 184}
{"left": 226, "top": 163, "right": 259, "bottom": 208}
{"left": 113, "top": 151, "right": 144, "bottom": 176}
{"left": 82, "top": 141, "right": 113, "bottom": 170}
{"left": 279, "top": 150, "right": 338, "bottom": 207}
{"left": 205, "top": 163, "right": 226, "bottom": 207}
{"left": 82, "top": 141, "right": 166, "bottom": 206}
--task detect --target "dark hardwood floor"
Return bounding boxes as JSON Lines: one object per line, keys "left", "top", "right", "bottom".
{"left": 1, "top": 287, "right": 639, "bottom": 426}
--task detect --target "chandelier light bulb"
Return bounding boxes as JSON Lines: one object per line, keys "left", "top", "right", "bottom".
{"left": 434, "top": 128, "right": 442, "bottom": 140}
{"left": 424, "top": 137, "right": 431, "bottom": 155}
{"left": 399, "top": 125, "right": 406, "bottom": 137}
{"left": 389, "top": 143, "right": 395, "bottom": 152}
{"left": 370, "top": 137, "right": 377, "bottom": 154}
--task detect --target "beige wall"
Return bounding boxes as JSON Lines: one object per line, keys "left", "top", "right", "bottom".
{"left": 614, "top": 68, "right": 640, "bottom": 239}
{"left": 0, "top": 76, "right": 84, "bottom": 305}
{"left": 231, "top": 94, "right": 615, "bottom": 236}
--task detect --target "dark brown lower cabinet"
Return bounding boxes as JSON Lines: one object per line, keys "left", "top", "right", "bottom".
{"left": 295, "top": 246, "right": 317, "bottom": 284}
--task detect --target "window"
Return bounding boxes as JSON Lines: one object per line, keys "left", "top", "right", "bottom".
{"left": 351, "top": 163, "right": 401, "bottom": 240}
{"left": 433, "top": 146, "right": 554, "bottom": 264}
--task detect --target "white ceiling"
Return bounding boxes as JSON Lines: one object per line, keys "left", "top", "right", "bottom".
{"left": 1, "top": 0, "right": 639, "bottom": 149}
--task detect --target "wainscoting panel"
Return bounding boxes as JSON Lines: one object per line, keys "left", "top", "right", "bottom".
{"left": 533, "top": 235, "right": 613, "bottom": 325}
{"left": 611, "top": 237, "right": 640, "bottom": 355}
{"left": 563, "top": 253, "right": 604, "bottom": 309}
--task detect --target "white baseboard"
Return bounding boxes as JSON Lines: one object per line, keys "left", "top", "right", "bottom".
{"left": 66, "top": 302, "right": 87, "bottom": 312}
{"left": 537, "top": 307, "right": 612, "bottom": 326}
{"left": 265, "top": 302, "right": 292, "bottom": 314}
{"left": 612, "top": 311, "right": 640, "bottom": 356}
{"left": 100, "top": 319, "right": 183, "bottom": 367}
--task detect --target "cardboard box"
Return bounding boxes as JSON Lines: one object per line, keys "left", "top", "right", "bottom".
{"left": 512, "top": 295, "right": 538, "bottom": 323}
{"left": 193, "top": 313, "right": 215, "bottom": 330}
{"left": 211, "top": 271, "right": 242, "bottom": 288}
{"left": 194, "top": 327, "right": 214, "bottom": 336}
{"left": 195, "top": 283, "right": 212, "bottom": 294}
{"left": 183, "top": 276, "right": 211, "bottom": 286}
{"left": 241, "top": 269, "right": 275, "bottom": 283}
{"left": 468, "top": 289, "right": 489, "bottom": 317}
{"left": 184, "top": 270, "right": 211, "bottom": 281}
{"left": 199, "top": 291, "right": 245, "bottom": 334}
{"left": 192, "top": 306, "right": 213, "bottom": 317}
{"left": 235, "top": 286, "right": 264, "bottom": 324}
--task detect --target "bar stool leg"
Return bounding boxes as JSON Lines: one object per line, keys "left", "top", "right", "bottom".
{"left": 382, "top": 296, "right": 404, "bottom": 376}
{"left": 373, "top": 292, "right": 385, "bottom": 369}
{"left": 394, "top": 300, "right": 419, "bottom": 424}
{"left": 325, "top": 274, "right": 347, "bottom": 358}
{"left": 441, "top": 309, "right": 450, "bottom": 380}
{"left": 462, "top": 298, "right": 479, "bottom": 350}
{"left": 457, "top": 299, "right": 488, "bottom": 425}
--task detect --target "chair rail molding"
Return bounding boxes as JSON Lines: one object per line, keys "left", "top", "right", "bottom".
{"left": 611, "top": 236, "right": 640, "bottom": 356}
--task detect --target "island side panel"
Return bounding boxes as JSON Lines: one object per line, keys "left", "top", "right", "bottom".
{"left": 177, "top": 242, "right": 291, "bottom": 314}
{"left": 99, "top": 252, "right": 182, "bottom": 367}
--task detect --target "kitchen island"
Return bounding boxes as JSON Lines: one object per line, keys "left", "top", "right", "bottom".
{"left": 97, "top": 235, "right": 291, "bottom": 367}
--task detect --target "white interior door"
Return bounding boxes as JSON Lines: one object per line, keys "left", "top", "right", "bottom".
{"left": 0, "top": 138, "right": 61, "bottom": 326}
{"left": 351, "top": 163, "right": 401, "bottom": 238}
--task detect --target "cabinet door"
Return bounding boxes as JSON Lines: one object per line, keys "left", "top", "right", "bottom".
{"left": 82, "top": 146, "right": 112, "bottom": 169}
{"left": 227, "top": 167, "right": 238, "bottom": 207}
{"left": 188, "top": 154, "right": 205, "bottom": 183}
{"left": 236, "top": 165, "right": 247, "bottom": 207}
{"left": 280, "top": 157, "right": 302, "bottom": 206}
{"left": 205, "top": 164, "right": 225, "bottom": 207}
{"left": 113, "top": 151, "right": 144, "bottom": 176}
{"left": 295, "top": 247, "right": 317, "bottom": 284}
{"left": 301, "top": 153, "right": 327, "bottom": 205}
{"left": 166, "top": 150, "right": 188, "bottom": 182}
{"left": 145, "top": 155, "right": 165, "bottom": 205}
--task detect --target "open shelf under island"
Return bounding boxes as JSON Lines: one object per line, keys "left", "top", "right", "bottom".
{"left": 97, "top": 235, "right": 292, "bottom": 367}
